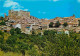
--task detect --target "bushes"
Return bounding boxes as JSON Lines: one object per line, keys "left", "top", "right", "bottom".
{"left": 0, "top": 30, "right": 4, "bottom": 35}
{"left": 15, "top": 28, "right": 21, "bottom": 34}
{"left": 10, "top": 28, "right": 15, "bottom": 35}
{"left": 6, "top": 36, "right": 17, "bottom": 44}
{"left": 0, "top": 37, "right": 4, "bottom": 44}
{"left": 0, "top": 30, "right": 80, "bottom": 56}
{"left": 0, "top": 22, "right": 6, "bottom": 25}
{"left": 44, "top": 30, "right": 57, "bottom": 35}
{"left": 10, "top": 28, "right": 21, "bottom": 35}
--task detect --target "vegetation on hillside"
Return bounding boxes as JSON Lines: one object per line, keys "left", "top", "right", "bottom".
{"left": 0, "top": 28, "right": 80, "bottom": 56}
{"left": 0, "top": 17, "right": 6, "bottom": 25}
{"left": 78, "top": 20, "right": 80, "bottom": 26}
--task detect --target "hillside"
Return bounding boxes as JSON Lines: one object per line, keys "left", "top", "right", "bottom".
{"left": 0, "top": 28, "right": 80, "bottom": 56}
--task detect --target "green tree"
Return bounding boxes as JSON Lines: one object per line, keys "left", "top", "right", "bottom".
{"left": 78, "top": 20, "right": 80, "bottom": 26}
{"left": 49, "top": 22, "right": 54, "bottom": 28}
{"left": 63, "top": 22, "right": 68, "bottom": 27}
{"left": 17, "top": 42, "right": 29, "bottom": 56}
{"left": 0, "top": 17, "right": 6, "bottom": 25}
{"left": 15, "top": 27, "right": 21, "bottom": 34}
{"left": 0, "top": 16, "right": 4, "bottom": 20}
{"left": 0, "top": 30, "right": 4, "bottom": 35}
{"left": 6, "top": 36, "right": 17, "bottom": 44}
{"left": 44, "top": 30, "right": 49, "bottom": 35}
{"left": 55, "top": 21, "right": 61, "bottom": 27}
{"left": 10, "top": 28, "right": 15, "bottom": 35}
{"left": 0, "top": 37, "right": 4, "bottom": 44}
{"left": 0, "top": 21, "right": 6, "bottom": 25}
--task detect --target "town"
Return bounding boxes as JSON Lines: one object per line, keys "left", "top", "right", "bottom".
{"left": 0, "top": 10, "right": 80, "bottom": 56}
{"left": 0, "top": 10, "right": 80, "bottom": 34}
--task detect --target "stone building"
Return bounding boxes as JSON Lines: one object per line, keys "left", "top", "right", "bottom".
{"left": 8, "top": 10, "right": 30, "bottom": 19}
{"left": 74, "top": 26, "right": 80, "bottom": 33}
{"left": 49, "top": 15, "right": 79, "bottom": 28}
{"left": 4, "top": 10, "right": 40, "bottom": 33}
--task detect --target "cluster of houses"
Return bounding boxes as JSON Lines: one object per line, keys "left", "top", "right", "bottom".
{"left": 1, "top": 10, "right": 80, "bottom": 34}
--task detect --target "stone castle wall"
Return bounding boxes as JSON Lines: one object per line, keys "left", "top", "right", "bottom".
{"left": 8, "top": 10, "right": 30, "bottom": 20}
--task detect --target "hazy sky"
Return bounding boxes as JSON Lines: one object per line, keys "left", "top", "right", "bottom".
{"left": 0, "top": 0, "right": 80, "bottom": 19}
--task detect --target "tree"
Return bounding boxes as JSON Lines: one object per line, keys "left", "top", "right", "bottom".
{"left": 44, "top": 30, "right": 49, "bottom": 35}
{"left": 0, "top": 30, "right": 4, "bottom": 35}
{"left": 0, "top": 21, "right": 6, "bottom": 25}
{"left": 6, "top": 36, "right": 17, "bottom": 44}
{"left": 49, "top": 22, "right": 54, "bottom": 28}
{"left": 15, "top": 27, "right": 21, "bottom": 34}
{"left": 55, "top": 21, "right": 61, "bottom": 27}
{"left": 63, "top": 22, "right": 68, "bottom": 27}
{"left": 44, "top": 30, "right": 57, "bottom": 36}
{"left": 4, "top": 30, "right": 7, "bottom": 32}
{"left": 0, "top": 17, "right": 4, "bottom": 20}
{"left": 10, "top": 28, "right": 15, "bottom": 35}
{"left": 17, "top": 42, "right": 29, "bottom": 56}
{"left": 0, "top": 37, "right": 4, "bottom": 44}
{"left": 0, "top": 17, "right": 6, "bottom": 25}
{"left": 78, "top": 20, "right": 80, "bottom": 26}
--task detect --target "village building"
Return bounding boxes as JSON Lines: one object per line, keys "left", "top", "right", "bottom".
{"left": 3, "top": 10, "right": 80, "bottom": 34}
{"left": 74, "top": 26, "right": 80, "bottom": 33}
{"left": 0, "top": 26, "right": 11, "bottom": 32}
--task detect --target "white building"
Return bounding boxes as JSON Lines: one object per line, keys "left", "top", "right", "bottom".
{"left": 65, "top": 30, "right": 69, "bottom": 35}
{"left": 13, "top": 24, "right": 21, "bottom": 29}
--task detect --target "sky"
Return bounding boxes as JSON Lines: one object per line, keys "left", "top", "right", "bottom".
{"left": 0, "top": 0, "right": 80, "bottom": 19}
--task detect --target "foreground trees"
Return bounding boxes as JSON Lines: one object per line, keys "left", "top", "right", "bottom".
{"left": 0, "top": 29, "right": 80, "bottom": 56}
{"left": 10, "top": 28, "right": 21, "bottom": 35}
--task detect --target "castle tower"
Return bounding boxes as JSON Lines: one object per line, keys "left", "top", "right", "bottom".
{"left": 9, "top": 10, "right": 14, "bottom": 17}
